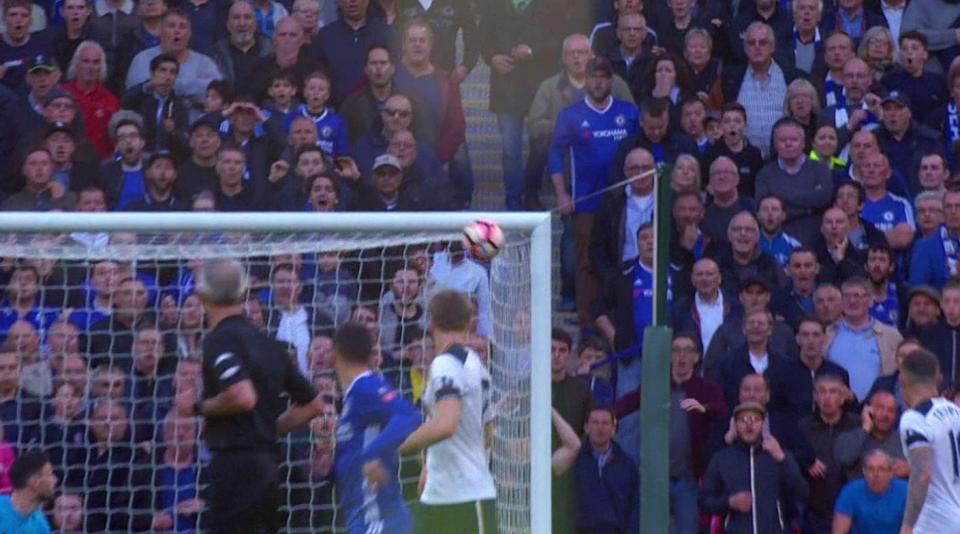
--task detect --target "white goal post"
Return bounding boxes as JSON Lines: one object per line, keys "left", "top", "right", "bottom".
{"left": 0, "top": 211, "right": 552, "bottom": 534}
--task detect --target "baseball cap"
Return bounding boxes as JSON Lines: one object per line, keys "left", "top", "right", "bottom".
{"left": 908, "top": 285, "right": 941, "bottom": 305}
{"left": 740, "top": 276, "right": 771, "bottom": 293}
{"left": 43, "top": 122, "right": 74, "bottom": 138}
{"left": 733, "top": 402, "right": 766, "bottom": 420}
{"left": 189, "top": 114, "right": 219, "bottom": 133}
{"left": 373, "top": 154, "right": 402, "bottom": 171}
{"left": 586, "top": 57, "right": 614, "bottom": 77}
{"left": 28, "top": 54, "right": 57, "bottom": 74}
{"left": 881, "top": 90, "right": 911, "bottom": 108}
{"left": 43, "top": 89, "right": 75, "bottom": 107}
{"left": 147, "top": 150, "right": 176, "bottom": 167}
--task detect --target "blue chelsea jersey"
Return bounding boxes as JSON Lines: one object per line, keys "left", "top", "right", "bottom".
{"left": 334, "top": 372, "right": 421, "bottom": 534}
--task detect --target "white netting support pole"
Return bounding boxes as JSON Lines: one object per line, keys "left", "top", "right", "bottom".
{"left": 528, "top": 214, "right": 553, "bottom": 534}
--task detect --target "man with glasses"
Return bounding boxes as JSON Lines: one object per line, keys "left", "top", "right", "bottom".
{"left": 826, "top": 277, "right": 903, "bottom": 403}
{"left": 914, "top": 191, "right": 945, "bottom": 239}
{"left": 605, "top": 12, "right": 654, "bottom": 103}
{"left": 721, "top": 22, "right": 798, "bottom": 156}
{"left": 910, "top": 188, "right": 960, "bottom": 288}
{"left": 614, "top": 332, "right": 726, "bottom": 534}
{"left": 701, "top": 401, "right": 808, "bottom": 534}
{"left": 715, "top": 211, "right": 786, "bottom": 296}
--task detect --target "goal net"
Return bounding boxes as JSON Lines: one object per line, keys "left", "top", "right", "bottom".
{"left": 0, "top": 212, "right": 552, "bottom": 534}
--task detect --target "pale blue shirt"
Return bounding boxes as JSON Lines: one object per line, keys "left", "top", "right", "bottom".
{"left": 0, "top": 496, "right": 51, "bottom": 534}
{"left": 828, "top": 319, "right": 882, "bottom": 401}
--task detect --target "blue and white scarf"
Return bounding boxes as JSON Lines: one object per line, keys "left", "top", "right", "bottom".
{"left": 947, "top": 102, "right": 960, "bottom": 166}
{"left": 941, "top": 224, "right": 960, "bottom": 278}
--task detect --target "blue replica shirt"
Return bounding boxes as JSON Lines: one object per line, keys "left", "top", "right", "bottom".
{"left": 862, "top": 192, "right": 915, "bottom": 233}
{"left": 0, "top": 495, "right": 51, "bottom": 534}
{"left": 632, "top": 260, "right": 672, "bottom": 349}
{"left": 870, "top": 282, "right": 900, "bottom": 326}
{"left": 334, "top": 372, "right": 421, "bottom": 534}
{"left": 548, "top": 98, "right": 639, "bottom": 213}
{"left": 0, "top": 302, "right": 59, "bottom": 345}
{"left": 288, "top": 106, "right": 350, "bottom": 158}
{"left": 834, "top": 478, "right": 907, "bottom": 534}
{"left": 115, "top": 168, "right": 146, "bottom": 211}
{"left": 759, "top": 231, "right": 802, "bottom": 268}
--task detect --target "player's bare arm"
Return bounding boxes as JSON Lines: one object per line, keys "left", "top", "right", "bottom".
{"left": 399, "top": 397, "right": 463, "bottom": 454}
{"left": 901, "top": 445, "right": 933, "bottom": 533}
{"left": 277, "top": 393, "right": 326, "bottom": 435}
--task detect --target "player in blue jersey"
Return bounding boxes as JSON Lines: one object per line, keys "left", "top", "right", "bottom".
{"left": 287, "top": 71, "right": 350, "bottom": 157}
{"left": 333, "top": 322, "right": 421, "bottom": 534}
{"left": 860, "top": 152, "right": 915, "bottom": 251}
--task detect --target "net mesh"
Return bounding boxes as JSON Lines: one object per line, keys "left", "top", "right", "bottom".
{"left": 0, "top": 228, "right": 534, "bottom": 533}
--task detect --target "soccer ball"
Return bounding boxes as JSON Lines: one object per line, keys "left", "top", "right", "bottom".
{"left": 462, "top": 220, "right": 504, "bottom": 261}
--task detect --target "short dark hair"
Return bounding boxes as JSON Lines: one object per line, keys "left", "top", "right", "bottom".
{"left": 757, "top": 194, "right": 785, "bottom": 211}
{"left": 551, "top": 328, "right": 573, "bottom": 351}
{"left": 680, "top": 96, "right": 705, "bottom": 112}
{"left": 334, "top": 322, "right": 373, "bottom": 365}
{"left": 901, "top": 348, "right": 940, "bottom": 386}
{"left": 672, "top": 331, "right": 702, "bottom": 354}
{"left": 788, "top": 246, "right": 817, "bottom": 262}
{"left": 207, "top": 79, "right": 234, "bottom": 104}
{"left": 772, "top": 116, "right": 804, "bottom": 137}
{"left": 721, "top": 102, "right": 748, "bottom": 122}
{"left": 899, "top": 29, "right": 928, "bottom": 48}
{"left": 577, "top": 336, "right": 608, "bottom": 356}
{"left": 640, "top": 97, "right": 670, "bottom": 119}
{"left": 269, "top": 69, "right": 297, "bottom": 86}
{"left": 867, "top": 242, "right": 894, "bottom": 261}
{"left": 366, "top": 44, "right": 393, "bottom": 63}
{"left": 836, "top": 180, "right": 866, "bottom": 205}
{"left": 797, "top": 315, "right": 825, "bottom": 332}
{"left": 428, "top": 290, "right": 473, "bottom": 332}
{"left": 162, "top": 7, "right": 191, "bottom": 25}
{"left": 149, "top": 53, "right": 179, "bottom": 73}
{"left": 9, "top": 449, "right": 49, "bottom": 490}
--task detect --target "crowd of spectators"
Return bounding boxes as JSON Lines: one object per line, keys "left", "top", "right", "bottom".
{"left": 2, "top": 0, "right": 960, "bottom": 531}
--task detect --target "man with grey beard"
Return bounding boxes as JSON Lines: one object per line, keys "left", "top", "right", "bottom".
{"left": 207, "top": 0, "right": 274, "bottom": 93}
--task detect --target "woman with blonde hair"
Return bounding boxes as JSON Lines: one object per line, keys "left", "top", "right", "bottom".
{"left": 858, "top": 26, "right": 897, "bottom": 82}
{"left": 670, "top": 153, "right": 703, "bottom": 193}
{"left": 770, "top": 79, "right": 820, "bottom": 155}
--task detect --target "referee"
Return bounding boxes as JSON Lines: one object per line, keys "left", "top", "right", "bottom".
{"left": 176, "top": 259, "right": 324, "bottom": 534}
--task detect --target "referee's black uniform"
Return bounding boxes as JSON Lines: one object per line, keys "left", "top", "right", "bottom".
{"left": 201, "top": 314, "right": 317, "bottom": 534}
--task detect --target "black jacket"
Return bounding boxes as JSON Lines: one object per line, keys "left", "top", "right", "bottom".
{"left": 120, "top": 83, "right": 190, "bottom": 155}
{"left": 918, "top": 319, "right": 960, "bottom": 391}
{"left": 719, "top": 348, "right": 810, "bottom": 418}
{"left": 798, "top": 412, "right": 861, "bottom": 519}
{"left": 700, "top": 441, "right": 808, "bottom": 534}
{"left": 479, "top": 0, "right": 587, "bottom": 116}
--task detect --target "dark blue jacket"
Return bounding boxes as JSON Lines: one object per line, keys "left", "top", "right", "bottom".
{"left": 909, "top": 231, "right": 950, "bottom": 289}
{"left": 310, "top": 17, "right": 395, "bottom": 107}
{"left": 700, "top": 441, "right": 808, "bottom": 534}
{"left": 574, "top": 440, "right": 639, "bottom": 534}
{"left": 719, "top": 348, "right": 810, "bottom": 419}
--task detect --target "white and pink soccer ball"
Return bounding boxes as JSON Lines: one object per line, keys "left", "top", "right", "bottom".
{"left": 462, "top": 220, "right": 504, "bottom": 261}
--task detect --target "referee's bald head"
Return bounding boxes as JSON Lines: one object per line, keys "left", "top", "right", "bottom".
{"left": 196, "top": 259, "right": 248, "bottom": 306}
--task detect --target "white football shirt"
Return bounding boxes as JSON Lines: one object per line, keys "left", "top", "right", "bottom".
{"left": 421, "top": 344, "right": 497, "bottom": 504}
{"left": 900, "top": 397, "right": 960, "bottom": 532}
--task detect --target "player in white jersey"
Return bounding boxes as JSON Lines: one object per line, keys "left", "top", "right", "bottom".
{"left": 400, "top": 289, "right": 498, "bottom": 534}
{"left": 898, "top": 348, "right": 960, "bottom": 534}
